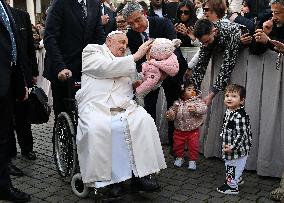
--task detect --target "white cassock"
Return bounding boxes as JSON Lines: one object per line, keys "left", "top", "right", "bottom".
{"left": 75, "top": 44, "right": 167, "bottom": 187}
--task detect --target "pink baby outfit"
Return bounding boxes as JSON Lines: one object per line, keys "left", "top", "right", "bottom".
{"left": 136, "top": 54, "right": 179, "bottom": 95}
{"left": 135, "top": 38, "right": 181, "bottom": 95}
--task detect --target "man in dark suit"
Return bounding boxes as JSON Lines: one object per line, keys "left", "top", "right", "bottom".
{"left": 100, "top": 0, "right": 116, "bottom": 35}
{"left": 44, "top": 0, "right": 106, "bottom": 118}
{"left": 7, "top": 0, "right": 38, "bottom": 162}
{"left": 122, "top": 2, "right": 188, "bottom": 154}
{"left": 0, "top": 0, "right": 30, "bottom": 201}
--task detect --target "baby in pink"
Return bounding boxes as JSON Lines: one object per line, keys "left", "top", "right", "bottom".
{"left": 136, "top": 38, "right": 180, "bottom": 95}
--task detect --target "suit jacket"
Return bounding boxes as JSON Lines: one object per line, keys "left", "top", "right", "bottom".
{"left": 43, "top": 0, "right": 106, "bottom": 82}
{"left": 127, "top": 16, "right": 188, "bottom": 82}
{"left": 102, "top": 4, "right": 116, "bottom": 35}
{"left": 10, "top": 7, "right": 38, "bottom": 87}
{"left": 148, "top": 2, "right": 178, "bottom": 22}
{"left": 0, "top": 0, "right": 26, "bottom": 99}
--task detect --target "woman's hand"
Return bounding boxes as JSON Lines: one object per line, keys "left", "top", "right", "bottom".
{"left": 175, "top": 23, "right": 187, "bottom": 36}
{"left": 186, "top": 26, "right": 196, "bottom": 41}
{"left": 240, "top": 33, "right": 252, "bottom": 45}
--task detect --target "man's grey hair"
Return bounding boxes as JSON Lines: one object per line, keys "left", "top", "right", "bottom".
{"left": 121, "top": 2, "right": 143, "bottom": 18}
{"left": 271, "top": 0, "right": 284, "bottom": 7}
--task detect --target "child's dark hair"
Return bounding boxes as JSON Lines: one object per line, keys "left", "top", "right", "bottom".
{"left": 225, "top": 84, "right": 246, "bottom": 100}
{"left": 180, "top": 80, "right": 196, "bottom": 100}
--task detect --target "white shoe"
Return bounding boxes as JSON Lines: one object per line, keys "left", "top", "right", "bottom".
{"left": 188, "top": 161, "right": 196, "bottom": 170}
{"left": 174, "top": 158, "right": 184, "bottom": 167}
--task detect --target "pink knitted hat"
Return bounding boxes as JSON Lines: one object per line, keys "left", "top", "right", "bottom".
{"left": 149, "top": 38, "right": 181, "bottom": 61}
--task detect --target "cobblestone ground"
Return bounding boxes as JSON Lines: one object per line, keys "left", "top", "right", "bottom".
{"left": 0, "top": 114, "right": 281, "bottom": 203}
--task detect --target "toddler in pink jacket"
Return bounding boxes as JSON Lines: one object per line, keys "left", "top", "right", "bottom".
{"left": 136, "top": 38, "right": 180, "bottom": 95}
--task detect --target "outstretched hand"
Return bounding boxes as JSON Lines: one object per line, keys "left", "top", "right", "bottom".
{"left": 133, "top": 40, "right": 153, "bottom": 62}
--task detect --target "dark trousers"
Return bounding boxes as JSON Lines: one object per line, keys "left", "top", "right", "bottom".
{"left": 0, "top": 89, "right": 13, "bottom": 189}
{"left": 51, "top": 81, "right": 76, "bottom": 119}
{"left": 9, "top": 100, "right": 33, "bottom": 157}
{"left": 144, "top": 77, "right": 180, "bottom": 147}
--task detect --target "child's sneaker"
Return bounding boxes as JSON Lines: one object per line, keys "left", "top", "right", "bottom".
{"left": 216, "top": 183, "right": 239, "bottom": 195}
{"left": 188, "top": 161, "right": 196, "bottom": 170}
{"left": 238, "top": 176, "right": 244, "bottom": 185}
{"left": 174, "top": 158, "right": 184, "bottom": 167}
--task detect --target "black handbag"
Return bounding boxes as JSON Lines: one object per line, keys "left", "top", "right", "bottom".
{"left": 28, "top": 86, "right": 51, "bottom": 124}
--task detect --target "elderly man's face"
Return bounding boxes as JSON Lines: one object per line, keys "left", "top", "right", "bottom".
{"left": 106, "top": 34, "right": 128, "bottom": 57}
{"left": 125, "top": 11, "right": 148, "bottom": 33}
{"left": 272, "top": 3, "right": 284, "bottom": 25}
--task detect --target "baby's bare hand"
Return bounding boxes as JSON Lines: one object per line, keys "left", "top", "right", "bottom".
{"left": 188, "top": 105, "right": 196, "bottom": 112}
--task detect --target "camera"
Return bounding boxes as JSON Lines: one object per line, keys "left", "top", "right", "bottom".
{"left": 239, "top": 25, "right": 249, "bottom": 35}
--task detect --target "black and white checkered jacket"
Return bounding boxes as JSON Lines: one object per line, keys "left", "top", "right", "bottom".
{"left": 192, "top": 19, "right": 242, "bottom": 94}
{"left": 220, "top": 106, "right": 252, "bottom": 160}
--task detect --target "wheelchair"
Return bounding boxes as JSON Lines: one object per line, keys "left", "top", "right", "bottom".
{"left": 52, "top": 81, "right": 91, "bottom": 198}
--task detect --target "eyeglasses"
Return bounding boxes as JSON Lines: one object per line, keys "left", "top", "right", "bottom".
{"left": 203, "top": 7, "right": 210, "bottom": 12}
{"left": 178, "top": 10, "right": 190, "bottom": 15}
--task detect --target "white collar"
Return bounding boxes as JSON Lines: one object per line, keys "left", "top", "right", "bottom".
{"left": 154, "top": 9, "right": 163, "bottom": 17}
{"left": 78, "top": 0, "right": 87, "bottom": 4}
{"left": 144, "top": 19, "right": 150, "bottom": 35}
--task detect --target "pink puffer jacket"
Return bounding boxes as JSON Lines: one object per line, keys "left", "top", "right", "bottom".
{"left": 136, "top": 54, "right": 179, "bottom": 95}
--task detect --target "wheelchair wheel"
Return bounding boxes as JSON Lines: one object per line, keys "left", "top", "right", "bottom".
{"left": 53, "top": 112, "right": 77, "bottom": 179}
{"left": 71, "top": 173, "right": 89, "bottom": 198}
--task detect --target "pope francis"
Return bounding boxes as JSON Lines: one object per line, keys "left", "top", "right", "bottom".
{"left": 75, "top": 31, "right": 167, "bottom": 195}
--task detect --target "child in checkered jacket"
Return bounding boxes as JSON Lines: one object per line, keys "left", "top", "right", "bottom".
{"left": 217, "top": 84, "right": 252, "bottom": 195}
{"left": 165, "top": 80, "right": 207, "bottom": 170}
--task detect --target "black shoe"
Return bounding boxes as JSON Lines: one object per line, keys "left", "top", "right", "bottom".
{"left": 0, "top": 186, "right": 31, "bottom": 202}
{"left": 107, "top": 183, "right": 127, "bottom": 198}
{"left": 8, "top": 163, "right": 24, "bottom": 177}
{"left": 99, "top": 183, "right": 126, "bottom": 202}
{"left": 131, "top": 175, "right": 160, "bottom": 193}
{"left": 217, "top": 183, "right": 239, "bottom": 195}
{"left": 22, "top": 151, "right": 36, "bottom": 160}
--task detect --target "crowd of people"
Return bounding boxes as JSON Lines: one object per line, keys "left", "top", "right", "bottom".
{"left": 0, "top": 0, "right": 283, "bottom": 202}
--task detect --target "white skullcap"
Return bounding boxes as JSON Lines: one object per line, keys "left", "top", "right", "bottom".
{"left": 107, "top": 30, "right": 126, "bottom": 38}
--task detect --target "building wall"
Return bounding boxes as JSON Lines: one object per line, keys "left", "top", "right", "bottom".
{"left": 13, "top": 0, "right": 50, "bottom": 24}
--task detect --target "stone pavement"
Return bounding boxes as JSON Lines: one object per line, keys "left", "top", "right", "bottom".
{"left": 1, "top": 115, "right": 281, "bottom": 203}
